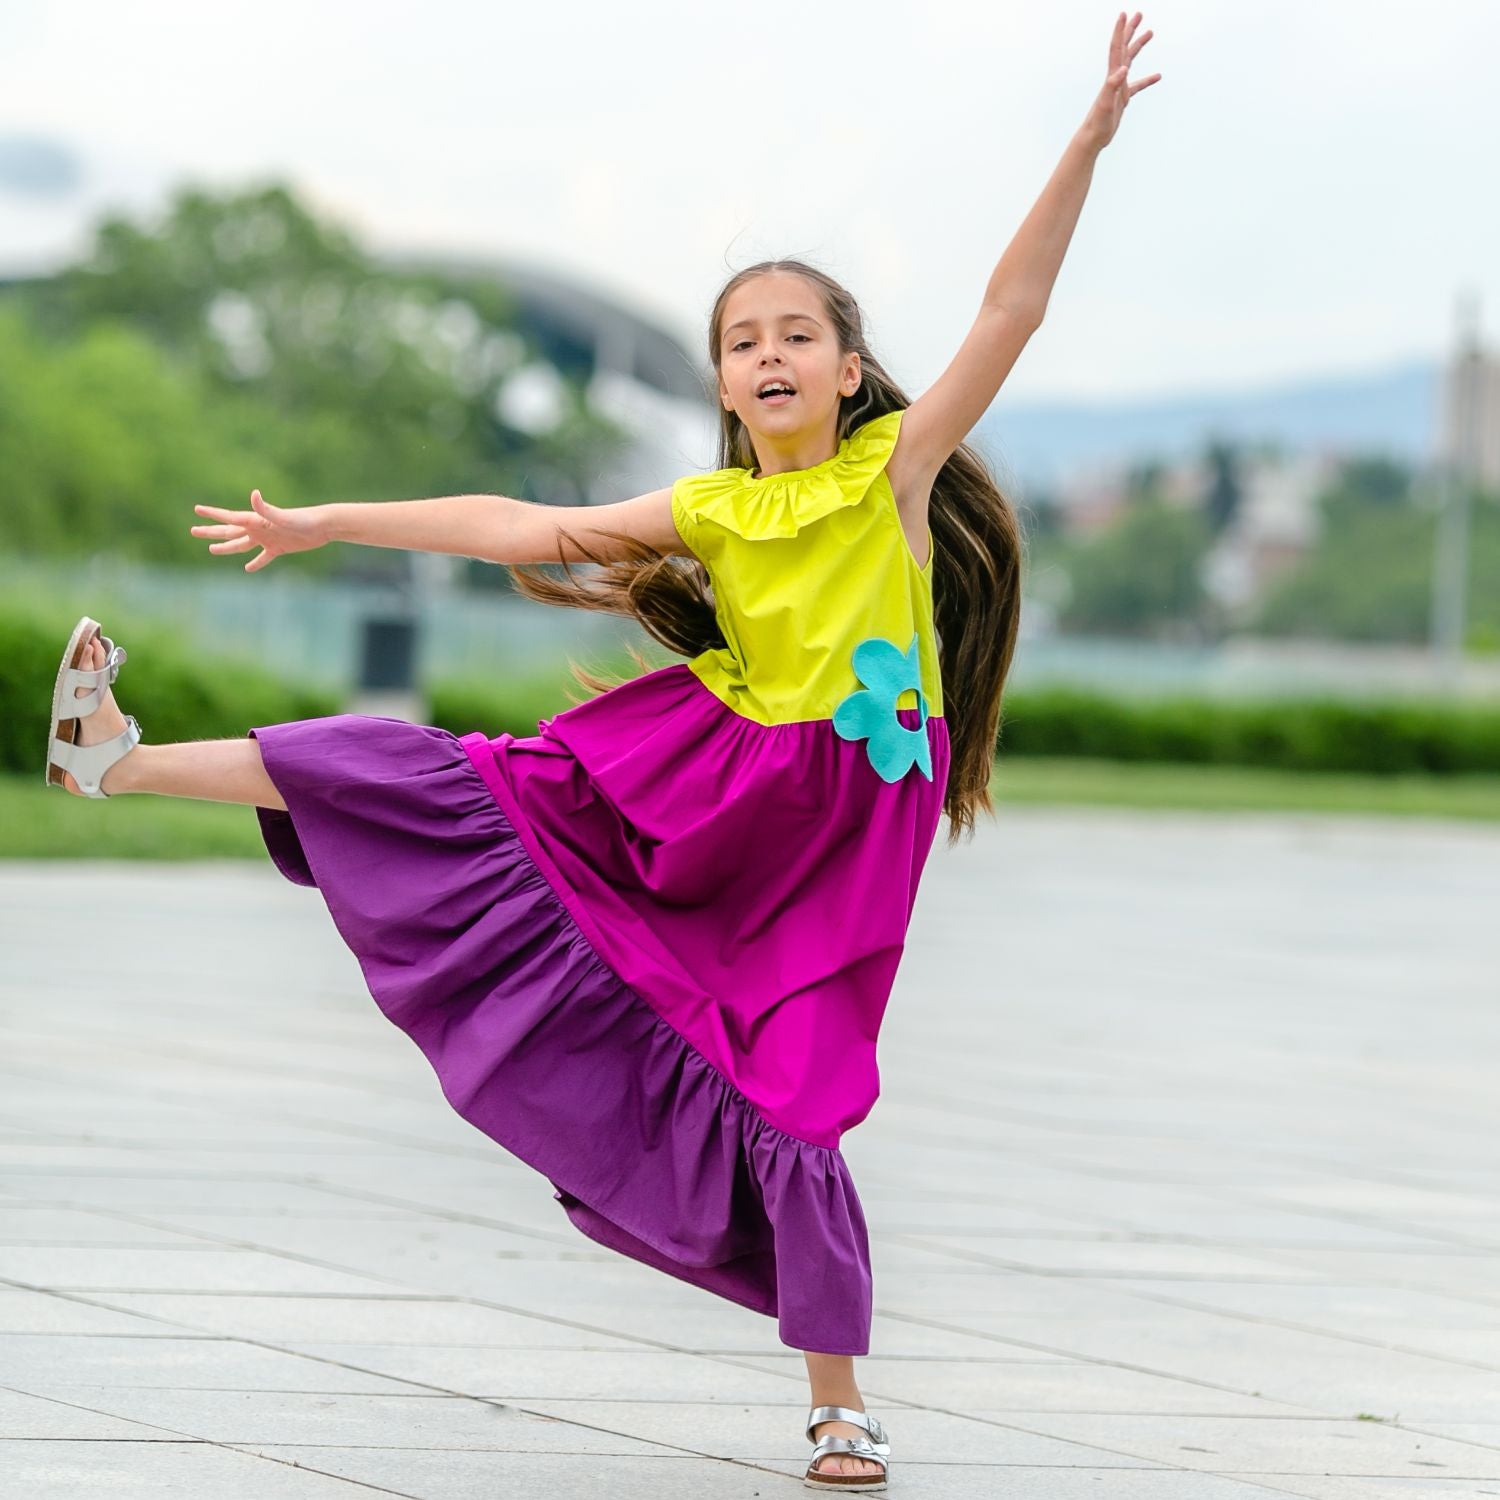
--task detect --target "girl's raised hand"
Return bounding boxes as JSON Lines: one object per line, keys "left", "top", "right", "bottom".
{"left": 1081, "top": 11, "right": 1161, "bottom": 152}
{"left": 189, "top": 490, "right": 330, "bottom": 573}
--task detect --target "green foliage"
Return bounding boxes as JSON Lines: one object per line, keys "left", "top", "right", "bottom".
{"left": 2, "top": 603, "right": 339, "bottom": 776}
{"left": 1053, "top": 499, "right": 1214, "bottom": 638}
{"left": 1251, "top": 487, "right": 1500, "bottom": 645}
{"left": 987, "top": 758, "right": 1500, "bottom": 821}
{"left": 0, "top": 773, "right": 271, "bottom": 859}
{"left": 1202, "top": 439, "right": 1245, "bottom": 533}
{"left": 0, "top": 304, "right": 312, "bottom": 565}
{"left": 1331, "top": 454, "right": 1412, "bottom": 508}
{"left": 9, "top": 751, "right": 1498, "bottom": 863}
{"left": 998, "top": 684, "right": 1500, "bottom": 775}
{"left": 427, "top": 646, "right": 675, "bottom": 740}
{"left": 0, "top": 181, "right": 630, "bottom": 566}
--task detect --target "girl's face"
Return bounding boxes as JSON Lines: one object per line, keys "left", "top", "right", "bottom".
{"left": 718, "top": 273, "right": 860, "bottom": 441}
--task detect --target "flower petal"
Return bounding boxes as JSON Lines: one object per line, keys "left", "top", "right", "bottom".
{"left": 832, "top": 687, "right": 886, "bottom": 743}
{"left": 833, "top": 633, "right": 934, "bottom": 783}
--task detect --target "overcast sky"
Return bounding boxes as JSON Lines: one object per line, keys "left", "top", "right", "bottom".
{"left": 0, "top": 1, "right": 1493, "bottom": 406}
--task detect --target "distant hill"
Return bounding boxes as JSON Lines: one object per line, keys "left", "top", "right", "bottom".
{"left": 974, "top": 358, "right": 1440, "bottom": 494}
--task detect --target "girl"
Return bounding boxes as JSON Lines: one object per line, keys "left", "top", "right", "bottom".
{"left": 43, "top": 18, "right": 1158, "bottom": 1489}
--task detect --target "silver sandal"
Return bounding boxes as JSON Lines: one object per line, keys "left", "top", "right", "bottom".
{"left": 45, "top": 615, "right": 142, "bottom": 799}
{"left": 804, "top": 1404, "right": 890, "bottom": 1492}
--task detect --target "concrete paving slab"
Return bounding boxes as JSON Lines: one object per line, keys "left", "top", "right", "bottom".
{"left": 519, "top": 1396, "right": 1162, "bottom": 1466}
{"left": 0, "top": 1245, "right": 413, "bottom": 1295}
{"left": 744, "top": 1349, "right": 1296, "bottom": 1414}
{"left": 81, "top": 1292, "right": 647, "bottom": 1347}
{"left": 273, "top": 1342, "right": 820, "bottom": 1402}
{"left": 12, "top": 1332, "right": 434, "bottom": 1393}
{"left": 16, "top": 1385, "right": 681, "bottom": 1452}
{"left": 0, "top": 1440, "right": 411, "bottom": 1496}
{"left": 0, "top": 1388, "right": 176, "bottom": 1441}
{"left": 3, "top": 807, "right": 1497, "bottom": 1495}
{"left": 1004, "top": 1413, "right": 1500, "bottom": 1478}
{"left": 0, "top": 1205, "right": 228, "bottom": 1246}
{"left": 225, "top": 1445, "right": 795, "bottom": 1497}
{"left": 0, "top": 1286, "right": 204, "bottom": 1337}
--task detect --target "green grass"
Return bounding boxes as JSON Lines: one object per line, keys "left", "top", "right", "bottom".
{"left": 1, "top": 772, "right": 270, "bottom": 860}
{"left": 5, "top": 757, "right": 1499, "bottom": 862}
{"left": 989, "top": 757, "right": 1500, "bottom": 820}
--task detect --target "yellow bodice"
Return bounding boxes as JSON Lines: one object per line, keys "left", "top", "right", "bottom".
{"left": 670, "top": 408, "right": 942, "bottom": 726}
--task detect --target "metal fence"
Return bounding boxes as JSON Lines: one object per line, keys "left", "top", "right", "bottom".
{"left": 1, "top": 554, "right": 654, "bottom": 692}
{"left": 5, "top": 553, "right": 1497, "bottom": 704}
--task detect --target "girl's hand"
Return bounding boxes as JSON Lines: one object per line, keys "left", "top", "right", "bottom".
{"left": 1080, "top": 11, "right": 1161, "bottom": 152}
{"left": 189, "top": 490, "right": 330, "bottom": 573}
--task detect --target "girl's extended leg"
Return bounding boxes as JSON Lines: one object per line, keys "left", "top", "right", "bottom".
{"left": 804, "top": 1351, "right": 883, "bottom": 1479}
{"left": 106, "top": 738, "right": 285, "bottom": 809}
{"left": 59, "top": 635, "right": 286, "bottom": 809}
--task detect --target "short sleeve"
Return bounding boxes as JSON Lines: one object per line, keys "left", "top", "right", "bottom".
{"left": 671, "top": 474, "right": 722, "bottom": 568}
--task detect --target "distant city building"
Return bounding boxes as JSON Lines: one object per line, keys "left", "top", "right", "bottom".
{"left": 1436, "top": 338, "right": 1500, "bottom": 492}
{"left": 1049, "top": 462, "right": 1131, "bottom": 535}
{"left": 1200, "top": 451, "right": 1335, "bottom": 614}
{"left": 383, "top": 251, "right": 717, "bottom": 503}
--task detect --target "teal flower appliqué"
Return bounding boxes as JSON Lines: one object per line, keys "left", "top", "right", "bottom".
{"left": 832, "top": 632, "right": 933, "bottom": 783}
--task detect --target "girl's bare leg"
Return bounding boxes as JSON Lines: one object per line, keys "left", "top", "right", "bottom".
{"left": 105, "top": 739, "right": 286, "bottom": 809}
{"left": 59, "top": 635, "right": 286, "bottom": 810}
{"left": 803, "top": 1351, "right": 882, "bottom": 1479}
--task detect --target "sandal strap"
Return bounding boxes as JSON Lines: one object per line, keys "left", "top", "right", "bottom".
{"left": 50, "top": 716, "right": 141, "bottom": 797}
{"left": 809, "top": 1434, "right": 889, "bottom": 1462}
{"left": 807, "top": 1406, "right": 887, "bottom": 1446}
{"left": 58, "top": 641, "right": 127, "bottom": 720}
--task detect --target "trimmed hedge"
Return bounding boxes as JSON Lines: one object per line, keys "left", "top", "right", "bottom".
{"left": 431, "top": 674, "right": 1500, "bottom": 777}
{"left": 1, "top": 607, "right": 339, "bottom": 775}
{"left": 996, "top": 685, "right": 1500, "bottom": 775}
{"left": 427, "top": 673, "right": 609, "bottom": 743}
{"left": 7, "top": 600, "right": 1497, "bottom": 779}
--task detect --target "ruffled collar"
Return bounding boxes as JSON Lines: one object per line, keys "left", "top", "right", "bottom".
{"left": 687, "top": 410, "right": 904, "bottom": 541}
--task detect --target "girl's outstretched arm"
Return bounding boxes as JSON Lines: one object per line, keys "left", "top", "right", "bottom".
{"left": 190, "top": 486, "right": 686, "bottom": 572}
{"left": 890, "top": 11, "right": 1161, "bottom": 499}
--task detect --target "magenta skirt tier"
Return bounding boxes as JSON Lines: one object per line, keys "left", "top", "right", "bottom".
{"left": 249, "top": 664, "right": 949, "bottom": 1355}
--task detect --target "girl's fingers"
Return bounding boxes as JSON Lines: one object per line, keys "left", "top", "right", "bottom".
{"left": 191, "top": 524, "right": 244, "bottom": 538}
{"left": 193, "top": 504, "right": 255, "bottom": 523}
{"left": 209, "top": 537, "right": 257, "bottom": 554}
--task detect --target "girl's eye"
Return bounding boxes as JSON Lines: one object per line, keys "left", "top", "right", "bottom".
{"left": 731, "top": 334, "right": 811, "bottom": 351}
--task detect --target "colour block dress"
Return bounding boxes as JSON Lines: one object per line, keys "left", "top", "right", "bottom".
{"left": 248, "top": 407, "right": 949, "bottom": 1355}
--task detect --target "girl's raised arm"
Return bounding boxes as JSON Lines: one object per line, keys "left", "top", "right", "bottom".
{"left": 190, "top": 486, "right": 688, "bottom": 573}
{"left": 889, "top": 11, "right": 1161, "bottom": 501}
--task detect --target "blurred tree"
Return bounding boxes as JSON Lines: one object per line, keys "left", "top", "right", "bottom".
{"left": 0, "top": 304, "right": 319, "bottom": 567}
{"left": 1202, "top": 438, "right": 1244, "bottom": 534}
{"left": 1250, "top": 484, "right": 1499, "bottom": 646}
{"left": 1054, "top": 499, "right": 1214, "bottom": 639}
{"left": 0, "top": 181, "right": 630, "bottom": 566}
{"left": 1324, "top": 454, "right": 1412, "bottom": 510}
{"left": 1123, "top": 457, "right": 1165, "bottom": 506}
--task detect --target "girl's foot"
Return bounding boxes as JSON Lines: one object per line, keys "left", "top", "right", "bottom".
{"left": 60, "top": 635, "right": 138, "bottom": 797}
{"left": 809, "top": 1416, "right": 884, "bottom": 1479}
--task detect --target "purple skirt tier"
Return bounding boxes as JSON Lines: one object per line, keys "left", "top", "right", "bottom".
{"left": 248, "top": 714, "right": 874, "bottom": 1354}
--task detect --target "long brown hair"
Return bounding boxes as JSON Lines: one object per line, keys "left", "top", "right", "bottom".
{"left": 509, "top": 258, "right": 1024, "bottom": 844}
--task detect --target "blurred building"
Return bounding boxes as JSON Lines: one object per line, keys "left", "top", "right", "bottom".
{"left": 1200, "top": 450, "right": 1336, "bottom": 615}
{"left": 1048, "top": 461, "right": 1130, "bottom": 535}
{"left": 1436, "top": 336, "right": 1500, "bottom": 491}
{"left": 382, "top": 250, "right": 718, "bottom": 501}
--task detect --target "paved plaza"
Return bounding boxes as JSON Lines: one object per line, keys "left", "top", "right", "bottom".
{"left": 2, "top": 805, "right": 1499, "bottom": 1497}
